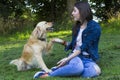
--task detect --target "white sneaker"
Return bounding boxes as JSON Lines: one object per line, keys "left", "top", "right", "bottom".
{"left": 33, "top": 71, "right": 45, "bottom": 78}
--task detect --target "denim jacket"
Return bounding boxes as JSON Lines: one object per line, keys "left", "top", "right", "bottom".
{"left": 65, "top": 20, "right": 101, "bottom": 61}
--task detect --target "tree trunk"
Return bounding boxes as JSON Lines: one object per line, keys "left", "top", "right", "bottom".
{"left": 67, "top": 0, "right": 76, "bottom": 16}
{"left": 50, "top": 0, "right": 56, "bottom": 21}
{"left": 81, "top": 0, "right": 88, "bottom": 2}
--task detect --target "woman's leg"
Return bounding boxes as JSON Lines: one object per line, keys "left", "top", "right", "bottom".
{"left": 82, "top": 61, "right": 101, "bottom": 78}
{"left": 49, "top": 57, "right": 84, "bottom": 77}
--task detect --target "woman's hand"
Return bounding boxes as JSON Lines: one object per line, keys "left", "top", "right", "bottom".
{"left": 51, "top": 38, "right": 66, "bottom": 45}
{"left": 56, "top": 50, "right": 81, "bottom": 68}
{"left": 57, "top": 57, "right": 69, "bottom": 67}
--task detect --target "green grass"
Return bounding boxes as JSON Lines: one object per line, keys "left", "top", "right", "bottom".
{"left": 0, "top": 31, "right": 120, "bottom": 80}
{"left": 0, "top": 16, "right": 120, "bottom": 80}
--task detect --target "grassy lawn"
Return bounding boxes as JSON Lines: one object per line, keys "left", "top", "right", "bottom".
{"left": 0, "top": 29, "right": 120, "bottom": 80}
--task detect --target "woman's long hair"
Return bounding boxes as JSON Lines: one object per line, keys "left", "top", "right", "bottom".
{"left": 72, "top": 1, "right": 93, "bottom": 36}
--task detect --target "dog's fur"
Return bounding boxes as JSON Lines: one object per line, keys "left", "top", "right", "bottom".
{"left": 10, "top": 21, "right": 54, "bottom": 72}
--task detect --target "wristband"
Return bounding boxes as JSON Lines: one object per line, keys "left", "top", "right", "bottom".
{"left": 62, "top": 41, "right": 66, "bottom": 45}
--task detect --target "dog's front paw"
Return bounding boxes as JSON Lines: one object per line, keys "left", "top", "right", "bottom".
{"left": 51, "top": 38, "right": 65, "bottom": 44}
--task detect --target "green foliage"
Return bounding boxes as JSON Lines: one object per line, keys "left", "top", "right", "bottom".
{"left": 28, "top": 0, "right": 67, "bottom": 21}
{"left": 0, "top": 17, "right": 35, "bottom": 35}
{"left": 0, "top": 0, "right": 26, "bottom": 19}
{"left": 90, "top": 0, "right": 120, "bottom": 20}
{"left": 0, "top": 0, "right": 120, "bottom": 35}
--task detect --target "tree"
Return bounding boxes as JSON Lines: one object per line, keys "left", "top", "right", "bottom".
{"left": 67, "top": 0, "right": 76, "bottom": 16}
{"left": 0, "top": 0, "right": 26, "bottom": 20}
{"left": 0, "top": 0, "right": 119, "bottom": 34}
{"left": 90, "top": 0, "right": 120, "bottom": 20}
{"left": 26, "top": 0, "right": 67, "bottom": 21}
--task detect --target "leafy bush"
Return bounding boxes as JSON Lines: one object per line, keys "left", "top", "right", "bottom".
{"left": 0, "top": 17, "right": 35, "bottom": 35}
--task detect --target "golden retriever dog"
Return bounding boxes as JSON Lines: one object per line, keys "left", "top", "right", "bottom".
{"left": 10, "top": 21, "right": 55, "bottom": 72}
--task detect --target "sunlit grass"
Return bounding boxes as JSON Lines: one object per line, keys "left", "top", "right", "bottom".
{"left": 48, "top": 30, "right": 72, "bottom": 38}
{"left": 0, "top": 41, "right": 25, "bottom": 53}
{"left": 0, "top": 30, "right": 72, "bottom": 42}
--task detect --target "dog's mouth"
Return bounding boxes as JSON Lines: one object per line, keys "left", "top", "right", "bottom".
{"left": 46, "top": 27, "right": 54, "bottom": 32}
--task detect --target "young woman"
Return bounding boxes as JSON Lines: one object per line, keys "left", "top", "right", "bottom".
{"left": 33, "top": 1, "right": 101, "bottom": 78}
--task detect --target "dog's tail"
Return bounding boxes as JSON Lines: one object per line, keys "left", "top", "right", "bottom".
{"left": 10, "top": 59, "right": 19, "bottom": 65}
{"left": 10, "top": 59, "right": 30, "bottom": 71}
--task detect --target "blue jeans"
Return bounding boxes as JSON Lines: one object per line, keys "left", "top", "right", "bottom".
{"left": 49, "top": 56, "right": 100, "bottom": 78}
{"left": 81, "top": 57, "right": 101, "bottom": 77}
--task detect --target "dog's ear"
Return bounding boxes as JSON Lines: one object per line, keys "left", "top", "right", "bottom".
{"left": 32, "top": 26, "right": 41, "bottom": 38}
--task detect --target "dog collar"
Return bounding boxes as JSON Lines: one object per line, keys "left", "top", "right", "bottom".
{"left": 38, "top": 38, "right": 46, "bottom": 41}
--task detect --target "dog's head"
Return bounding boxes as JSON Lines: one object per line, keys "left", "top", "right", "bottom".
{"left": 32, "top": 21, "right": 53, "bottom": 39}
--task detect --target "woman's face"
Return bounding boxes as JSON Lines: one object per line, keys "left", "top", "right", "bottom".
{"left": 72, "top": 7, "right": 80, "bottom": 21}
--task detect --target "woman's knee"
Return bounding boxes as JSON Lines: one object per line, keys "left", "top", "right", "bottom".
{"left": 82, "top": 62, "right": 101, "bottom": 78}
